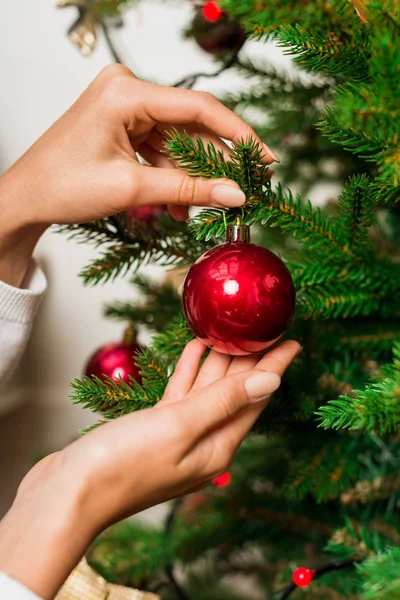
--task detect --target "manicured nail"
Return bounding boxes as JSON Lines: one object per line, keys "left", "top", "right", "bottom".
{"left": 211, "top": 185, "right": 246, "bottom": 208}
{"left": 244, "top": 372, "right": 281, "bottom": 403}
{"left": 263, "top": 143, "right": 280, "bottom": 163}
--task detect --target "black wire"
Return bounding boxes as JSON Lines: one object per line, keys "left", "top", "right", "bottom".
{"left": 173, "top": 49, "right": 240, "bottom": 89}
{"left": 101, "top": 21, "right": 123, "bottom": 64}
{"left": 275, "top": 558, "right": 364, "bottom": 600}
{"left": 164, "top": 498, "right": 192, "bottom": 600}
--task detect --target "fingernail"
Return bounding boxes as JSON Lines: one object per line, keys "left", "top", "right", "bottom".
{"left": 211, "top": 185, "right": 246, "bottom": 208}
{"left": 263, "top": 143, "right": 280, "bottom": 163}
{"left": 244, "top": 372, "right": 281, "bottom": 403}
{"left": 296, "top": 345, "right": 303, "bottom": 357}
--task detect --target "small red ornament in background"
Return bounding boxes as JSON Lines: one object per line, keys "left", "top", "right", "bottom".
{"left": 192, "top": 5, "right": 246, "bottom": 54}
{"left": 182, "top": 218, "right": 296, "bottom": 356}
{"left": 85, "top": 341, "right": 142, "bottom": 385}
{"left": 127, "top": 205, "right": 167, "bottom": 230}
{"left": 212, "top": 472, "right": 231, "bottom": 487}
{"left": 84, "top": 327, "right": 143, "bottom": 413}
{"left": 203, "top": 1, "right": 223, "bottom": 22}
{"left": 292, "top": 568, "right": 316, "bottom": 587}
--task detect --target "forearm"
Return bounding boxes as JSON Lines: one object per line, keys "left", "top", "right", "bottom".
{"left": 0, "top": 455, "right": 94, "bottom": 600}
{"left": 0, "top": 171, "right": 46, "bottom": 288}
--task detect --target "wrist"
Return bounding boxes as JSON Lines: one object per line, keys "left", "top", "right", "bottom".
{"left": 0, "top": 171, "right": 46, "bottom": 288}
{"left": 0, "top": 453, "right": 94, "bottom": 599}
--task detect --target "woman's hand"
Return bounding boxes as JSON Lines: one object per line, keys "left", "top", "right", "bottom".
{"left": 0, "top": 339, "right": 299, "bottom": 599}
{"left": 0, "top": 64, "right": 278, "bottom": 287}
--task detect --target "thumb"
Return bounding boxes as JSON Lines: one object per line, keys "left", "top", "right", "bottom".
{"left": 134, "top": 165, "right": 246, "bottom": 209}
{"left": 181, "top": 370, "right": 281, "bottom": 440}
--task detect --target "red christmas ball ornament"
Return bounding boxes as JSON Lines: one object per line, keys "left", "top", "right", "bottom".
{"left": 212, "top": 472, "right": 231, "bottom": 487}
{"left": 127, "top": 205, "right": 167, "bottom": 230}
{"left": 292, "top": 568, "right": 316, "bottom": 587}
{"left": 182, "top": 218, "right": 296, "bottom": 356}
{"left": 203, "top": 1, "right": 223, "bottom": 22}
{"left": 85, "top": 326, "right": 142, "bottom": 390}
{"left": 192, "top": 5, "right": 246, "bottom": 54}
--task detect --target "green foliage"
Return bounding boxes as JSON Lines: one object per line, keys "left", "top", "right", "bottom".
{"left": 59, "top": 215, "right": 209, "bottom": 285}
{"left": 64, "top": 0, "right": 400, "bottom": 597}
{"left": 104, "top": 274, "right": 182, "bottom": 333}
{"left": 317, "top": 343, "right": 400, "bottom": 434}
{"left": 88, "top": 521, "right": 171, "bottom": 589}
{"left": 71, "top": 347, "right": 170, "bottom": 417}
{"left": 277, "top": 25, "right": 370, "bottom": 82}
{"left": 359, "top": 548, "right": 400, "bottom": 599}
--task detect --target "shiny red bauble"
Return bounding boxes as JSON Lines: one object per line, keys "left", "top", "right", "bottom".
{"left": 85, "top": 342, "right": 142, "bottom": 386}
{"left": 182, "top": 241, "right": 295, "bottom": 356}
{"left": 192, "top": 6, "right": 246, "bottom": 54}
{"left": 127, "top": 205, "right": 167, "bottom": 229}
{"left": 292, "top": 567, "right": 315, "bottom": 587}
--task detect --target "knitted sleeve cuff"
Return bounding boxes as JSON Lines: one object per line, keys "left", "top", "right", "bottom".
{"left": 0, "top": 260, "right": 47, "bottom": 325}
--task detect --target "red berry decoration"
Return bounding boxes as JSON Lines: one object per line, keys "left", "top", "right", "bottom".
{"left": 182, "top": 218, "right": 296, "bottom": 356}
{"left": 212, "top": 472, "right": 231, "bottom": 487}
{"left": 292, "top": 568, "right": 315, "bottom": 587}
{"left": 192, "top": 4, "right": 246, "bottom": 54}
{"left": 127, "top": 205, "right": 167, "bottom": 231}
{"left": 203, "top": 1, "right": 223, "bottom": 22}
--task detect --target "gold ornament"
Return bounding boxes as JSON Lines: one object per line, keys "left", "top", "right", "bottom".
{"left": 55, "top": 558, "right": 160, "bottom": 600}
{"left": 57, "top": 1, "right": 98, "bottom": 55}
{"left": 57, "top": 0, "right": 127, "bottom": 55}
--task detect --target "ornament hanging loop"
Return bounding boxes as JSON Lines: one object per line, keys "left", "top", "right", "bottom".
{"left": 226, "top": 215, "right": 250, "bottom": 243}
{"left": 123, "top": 324, "right": 138, "bottom": 345}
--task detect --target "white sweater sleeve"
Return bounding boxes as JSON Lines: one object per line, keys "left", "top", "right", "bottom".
{"left": 0, "top": 260, "right": 47, "bottom": 385}
{"left": 0, "top": 572, "right": 42, "bottom": 600}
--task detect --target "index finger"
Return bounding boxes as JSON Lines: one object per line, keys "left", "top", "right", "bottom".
{"left": 127, "top": 81, "right": 279, "bottom": 165}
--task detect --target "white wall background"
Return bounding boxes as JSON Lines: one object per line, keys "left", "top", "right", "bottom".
{"left": 0, "top": 0, "right": 294, "bottom": 516}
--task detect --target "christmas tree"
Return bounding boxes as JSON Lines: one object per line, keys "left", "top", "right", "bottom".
{"left": 59, "top": 0, "right": 400, "bottom": 598}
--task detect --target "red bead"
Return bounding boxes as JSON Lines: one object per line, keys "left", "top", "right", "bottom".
{"left": 182, "top": 242, "right": 296, "bottom": 356}
{"left": 85, "top": 342, "right": 143, "bottom": 386}
{"left": 203, "top": 1, "right": 223, "bottom": 22}
{"left": 213, "top": 472, "right": 231, "bottom": 487}
{"left": 128, "top": 205, "right": 167, "bottom": 227}
{"left": 292, "top": 568, "right": 315, "bottom": 587}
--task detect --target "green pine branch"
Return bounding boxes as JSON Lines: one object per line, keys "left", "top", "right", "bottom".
{"left": 316, "top": 343, "right": 400, "bottom": 434}
{"left": 326, "top": 519, "right": 389, "bottom": 560}
{"left": 335, "top": 175, "right": 375, "bottom": 254}
{"left": 164, "top": 131, "right": 271, "bottom": 200}
{"left": 317, "top": 106, "right": 386, "bottom": 162}
{"left": 71, "top": 348, "right": 170, "bottom": 417}
{"left": 358, "top": 547, "right": 400, "bottom": 599}
{"left": 276, "top": 25, "right": 370, "bottom": 82}
{"left": 152, "top": 313, "right": 194, "bottom": 360}
{"left": 104, "top": 274, "right": 182, "bottom": 333}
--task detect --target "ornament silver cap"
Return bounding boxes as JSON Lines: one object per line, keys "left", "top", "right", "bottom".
{"left": 226, "top": 215, "right": 250, "bottom": 243}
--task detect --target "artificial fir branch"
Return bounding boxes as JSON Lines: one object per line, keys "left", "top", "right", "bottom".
{"left": 71, "top": 347, "right": 170, "bottom": 416}
{"left": 316, "top": 343, "right": 400, "bottom": 434}
{"left": 335, "top": 175, "right": 375, "bottom": 254}
{"left": 276, "top": 25, "right": 370, "bottom": 82}
{"left": 357, "top": 548, "right": 400, "bottom": 599}
{"left": 152, "top": 314, "right": 194, "bottom": 360}
{"left": 104, "top": 275, "right": 182, "bottom": 333}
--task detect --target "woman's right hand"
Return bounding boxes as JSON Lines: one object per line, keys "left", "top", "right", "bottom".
{"left": 0, "top": 339, "right": 299, "bottom": 600}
